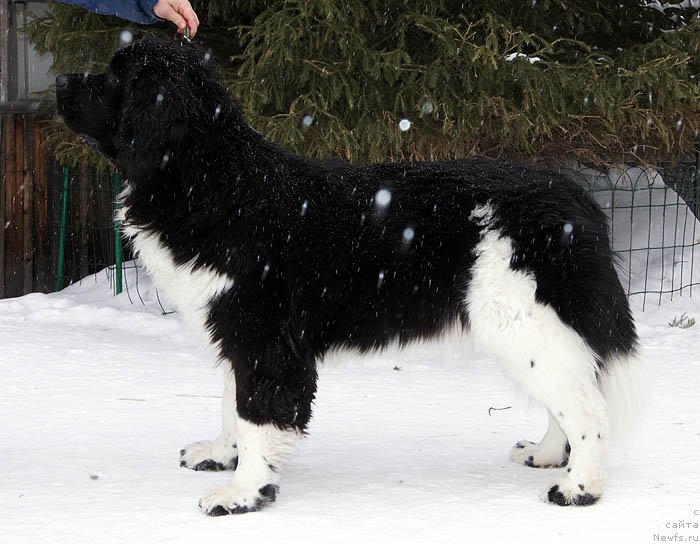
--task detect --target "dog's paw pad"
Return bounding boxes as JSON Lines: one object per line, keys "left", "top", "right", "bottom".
{"left": 546, "top": 484, "right": 569, "bottom": 505}
{"left": 572, "top": 492, "right": 599, "bottom": 506}
{"left": 510, "top": 439, "right": 568, "bottom": 468}
{"left": 205, "top": 505, "right": 232, "bottom": 517}
{"left": 193, "top": 459, "right": 228, "bottom": 471}
{"left": 180, "top": 440, "right": 238, "bottom": 471}
{"left": 545, "top": 482, "right": 601, "bottom": 507}
{"left": 199, "top": 484, "right": 279, "bottom": 516}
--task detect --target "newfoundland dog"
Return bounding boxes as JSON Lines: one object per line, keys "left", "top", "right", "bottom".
{"left": 56, "top": 38, "right": 643, "bottom": 515}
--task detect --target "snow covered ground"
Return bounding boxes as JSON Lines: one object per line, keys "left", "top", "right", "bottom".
{"left": 2, "top": 176, "right": 700, "bottom": 542}
{"left": 2, "top": 266, "right": 699, "bottom": 543}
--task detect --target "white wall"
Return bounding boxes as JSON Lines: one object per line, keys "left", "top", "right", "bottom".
{"left": 2, "top": 1, "right": 54, "bottom": 103}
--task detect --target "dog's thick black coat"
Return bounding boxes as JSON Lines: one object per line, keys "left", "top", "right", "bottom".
{"left": 57, "top": 38, "right": 639, "bottom": 512}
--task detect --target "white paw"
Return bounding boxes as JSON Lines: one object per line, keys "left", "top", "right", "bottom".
{"left": 544, "top": 473, "right": 604, "bottom": 506}
{"left": 180, "top": 440, "right": 238, "bottom": 471}
{"left": 510, "top": 439, "right": 569, "bottom": 468}
{"left": 199, "top": 483, "right": 278, "bottom": 516}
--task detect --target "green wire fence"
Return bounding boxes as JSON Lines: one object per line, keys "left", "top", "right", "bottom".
{"left": 53, "top": 166, "right": 128, "bottom": 296}
{"left": 566, "top": 163, "right": 700, "bottom": 309}
{"left": 39, "top": 160, "right": 700, "bottom": 310}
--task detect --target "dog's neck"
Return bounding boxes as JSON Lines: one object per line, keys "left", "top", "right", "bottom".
{"left": 117, "top": 108, "right": 289, "bottom": 241}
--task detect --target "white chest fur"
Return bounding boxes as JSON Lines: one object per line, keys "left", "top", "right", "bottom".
{"left": 121, "top": 205, "right": 234, "bottom": 344}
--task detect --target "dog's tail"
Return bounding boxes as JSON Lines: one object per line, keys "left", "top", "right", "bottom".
{"left": 598, "top": 349, "right": 650, "bottom": 439}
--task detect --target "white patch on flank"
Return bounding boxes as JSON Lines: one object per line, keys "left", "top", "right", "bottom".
{"left": 199, "top": 418, "right": 302, "bottom": 514}
{"left": 181, "top": 368, "right": 238, "bottom": 469}
{"left": 122, "top": 205, "right": 234, "bottom": 342}
{"left": 465, "top": 229, "right": 609, "bottom": 502}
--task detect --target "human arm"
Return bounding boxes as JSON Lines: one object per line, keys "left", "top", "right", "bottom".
{"left": 54, "top": 0, "right": 199, "bottom": 35}
{"left": 153, "top": 0, "right": 199, "bottom": 36}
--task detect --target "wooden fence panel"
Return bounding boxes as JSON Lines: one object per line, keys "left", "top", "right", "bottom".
{"left": 0, "top": 113, "right": 52, "bottom": 297}
{"left": 2, "top": 114, "right": 23, "bottom": 297}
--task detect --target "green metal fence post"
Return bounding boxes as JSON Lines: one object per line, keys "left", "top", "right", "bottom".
{"left": 112, "top": 173, "right": 123, "bottom": 295}
{"left": 56, "top": 167, "right": 70, "bottom": 291}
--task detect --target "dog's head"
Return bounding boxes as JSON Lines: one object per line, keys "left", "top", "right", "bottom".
{"left": 56, "top": 38, "right": 230, "bottom": 172}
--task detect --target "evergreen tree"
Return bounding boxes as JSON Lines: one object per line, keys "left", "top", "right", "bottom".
{"left": 27, "top": 0, "right": 700, "bottom": 167}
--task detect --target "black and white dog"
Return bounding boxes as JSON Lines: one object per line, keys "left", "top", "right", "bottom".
{"left": 56, "top": 38, "right": 643, "bottom": 515}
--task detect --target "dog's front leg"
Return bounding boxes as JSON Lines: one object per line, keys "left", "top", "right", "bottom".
{"left": 198, "top": 343, "right": 317, "bottom": 515}
{"left": 180, "top": 368, "right": 239, "bottom": 471}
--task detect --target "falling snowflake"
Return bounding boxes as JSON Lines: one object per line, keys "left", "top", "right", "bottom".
{"left": 675, "top": 115, "right": 684, "bottom": 133}
{"left": 377, "top": 270, "right": 386, "bottom": 289}
{"left": 375, "top": 188, "right": 392, "bottom": 207}
{"left": 119, "top": 30, "right": 134, "bottom": 46}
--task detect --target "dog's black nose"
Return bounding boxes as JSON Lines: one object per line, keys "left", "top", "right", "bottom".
{"left": 56, "top": 74, "right": 68, "bottom": 90}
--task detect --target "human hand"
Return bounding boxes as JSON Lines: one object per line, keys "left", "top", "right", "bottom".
{"left": 153, "top": 0, "right": 200, "bottom": 37}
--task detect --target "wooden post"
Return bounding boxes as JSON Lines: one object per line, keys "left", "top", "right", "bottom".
{"left": 33, "top": 117, "right": 50, "bottom": 292}
{"left": 0, "top": 115, "right": 7, "bottom": 298}
{"left": 3, "top": 114, "right": 23, "bottom": 297}
{"left": 22, "top": 115, "right": 34, "bottom": 292}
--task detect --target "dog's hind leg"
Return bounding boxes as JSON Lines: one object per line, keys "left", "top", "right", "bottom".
{"left": 466, "top": 231, "right": 610, "bottom": 506}
{"left": 510, "top": 409, "right": 570, "bottom": 468}
{"left": 180, "top": 368, "right": 239, "bottom": 471}
{"left": 198, "top": 344, "right": 316, "bottom": 516}
{"left": 521, "top": 368, "right": 609, "bottom": 506}
{"left": 493, "top": 336, "right": 608, "bottom": 506}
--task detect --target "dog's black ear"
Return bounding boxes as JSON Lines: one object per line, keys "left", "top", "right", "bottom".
{"left": 116, "top": 63, "right": 220, "bottom": 165}
{"left": 110, "top": 41, "right": 231, "bottom": 177}
{"left": 117, "top": 69, "right": 189, "bottom": 153}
